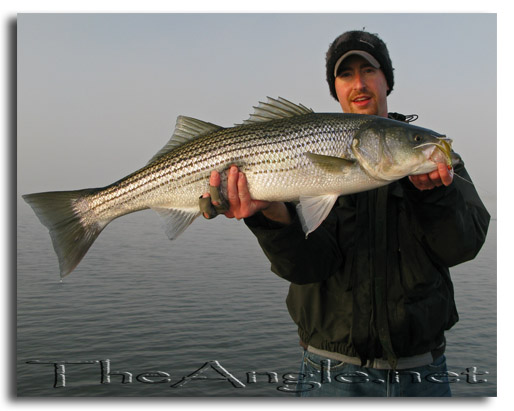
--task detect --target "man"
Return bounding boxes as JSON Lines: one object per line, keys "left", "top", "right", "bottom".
{"left": 201, "top": 30, "right": 490, "bottom": 396}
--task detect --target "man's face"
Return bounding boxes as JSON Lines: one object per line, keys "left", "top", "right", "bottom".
{"left": 334, "top": 55, "right": 389, "bottom": 118}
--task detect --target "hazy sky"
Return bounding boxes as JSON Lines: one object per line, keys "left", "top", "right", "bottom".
{"left": 17, "top": 13, "right": 497, "bottom": 214}
{"left": 11, "top": 12, "right": 503, "bottom": 403}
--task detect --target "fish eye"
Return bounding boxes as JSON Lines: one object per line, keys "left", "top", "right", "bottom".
{"left": 413, "top": 134, "right": 423, "bottom": 143}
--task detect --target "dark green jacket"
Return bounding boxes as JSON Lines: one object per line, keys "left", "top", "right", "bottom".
{"left": 245, "top": 160, "right": 490, "bottom": 368}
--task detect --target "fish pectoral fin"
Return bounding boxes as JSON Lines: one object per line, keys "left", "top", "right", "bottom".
{"left": 297, "top": 194, "right": 339, "bottom": 237}
{"left": 305, "top": 152, "right": 355, "bottom": 174}
{"left": 152, "top": 207, "right": 201, "bottom": 240}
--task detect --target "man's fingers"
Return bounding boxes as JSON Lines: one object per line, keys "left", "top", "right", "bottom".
{"left": 437, "top": 163, "right": 454, "bottom": 186}
{"left": 200, "top": 170, "right": 229, "bottom": 218}
{"left": 226, "top": 165, "right": 241, "bottom": 208}
{"left": 237, "top": 171, "right": 251, "bottom": 200}
{"left": 209, "top": 171, "right": 221, "bottom": 205}
{"left": 201, "top": 166, "right": 266, "bottom": 219}
{"left": 209, "top": 170, "right": 221, "bottom": 187}
{"left": 409, "top": 174, "right": 434, "bottom": 191}
{"left": 427, "top": 170, "right": 443, "bottom": 187}
{"left": 209, "top": 184, "right": 229, "bottom": 213}
{"left": 409, "top": 163, "right": 454, "bottom": 191}
{"left": 199, "top": 193, "right": 218, "bottom": 219}
{"left": 235, "top": 171, "right": 254, "bottom": 218}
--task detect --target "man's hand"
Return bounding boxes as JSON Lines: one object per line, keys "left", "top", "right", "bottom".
{"left": 408, "top": 163, "right": 454, "bottom": 191}
{"left": 201, "top": 165, "right": 292, "bottom": 224}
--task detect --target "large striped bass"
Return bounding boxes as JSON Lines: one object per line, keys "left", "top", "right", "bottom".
{"left": 23, "top": 97, "right": 453, "bottom": 277}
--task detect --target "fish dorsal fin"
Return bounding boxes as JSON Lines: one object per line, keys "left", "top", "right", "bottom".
{"left": 237, "top": 97, "right": 313, "bottom": 125}
{"left": 148, "top": 116, "right": 223, "bottom": 164}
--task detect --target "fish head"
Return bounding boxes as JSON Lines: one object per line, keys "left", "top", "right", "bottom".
{"left": 351, "top": 119, "right": 453, "bottom": 181}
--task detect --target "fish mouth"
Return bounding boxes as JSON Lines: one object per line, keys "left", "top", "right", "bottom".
{"left": 415, "top": 136, "right": 453, "bottom": 166}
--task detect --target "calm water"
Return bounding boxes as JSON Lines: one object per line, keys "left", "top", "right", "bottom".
{"left": 16, "top": 201, "right": 497, "bottom": 397}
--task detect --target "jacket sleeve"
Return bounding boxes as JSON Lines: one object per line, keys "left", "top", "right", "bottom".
{"left": 399, "top": 160, "right": 490, "bottom": 267}
{"left": 244, "top": 202, "right": 343, "bottom": 284}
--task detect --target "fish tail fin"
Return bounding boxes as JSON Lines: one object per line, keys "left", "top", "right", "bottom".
{"left": 22, "top": 188, "right": 107, "bottom": 278}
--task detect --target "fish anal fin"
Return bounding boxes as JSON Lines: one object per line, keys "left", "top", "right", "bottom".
{"left": 152, "top": 207, "right": 201, "bottom": 240}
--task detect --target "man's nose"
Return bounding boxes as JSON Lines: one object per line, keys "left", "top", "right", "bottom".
{"left": 353, "top": 73, "right": 366, "bottom": 89}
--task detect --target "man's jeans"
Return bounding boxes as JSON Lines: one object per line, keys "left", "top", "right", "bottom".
{"left": 295, "top": 350, "right": 452, "bottom": 397}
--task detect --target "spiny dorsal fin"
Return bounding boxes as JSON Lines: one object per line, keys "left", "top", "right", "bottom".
{"left": 148, "top": 116, "right": 223, "bottom": 164}
{"left": 237, "top": 97, "right": 313, "bottom": 126}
